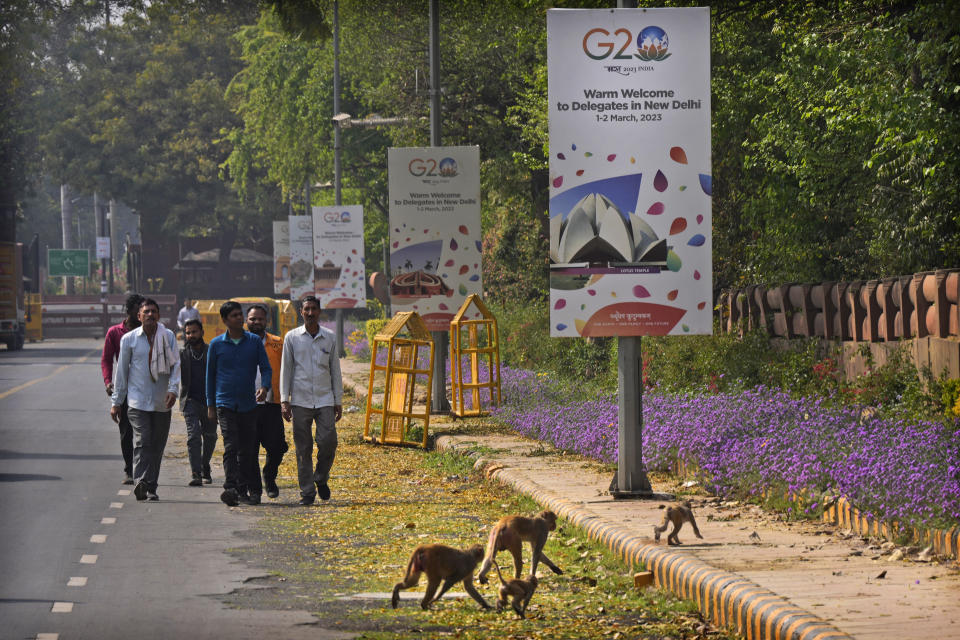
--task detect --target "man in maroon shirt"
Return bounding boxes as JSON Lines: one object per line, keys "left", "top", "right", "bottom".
{"left": 101, "top": 293, "right": 144, "bottom": 484}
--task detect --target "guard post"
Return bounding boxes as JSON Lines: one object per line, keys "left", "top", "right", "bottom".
{"left": 450, "top": 294, "right": 501, "bottom": 417}
{"left": 363, "top": 311, "right": 434, "bottom": 448}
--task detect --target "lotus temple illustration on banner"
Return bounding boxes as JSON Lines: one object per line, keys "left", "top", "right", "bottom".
{"left": 549, "top": 173, "right": 669, "bottom": 289}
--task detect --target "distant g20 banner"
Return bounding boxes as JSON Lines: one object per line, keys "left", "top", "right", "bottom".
{"left": 311, "top": 205, "right": 365, "bottom": 309}
{"left": 387, "top": 146, "right": 482, "bottom": 331}
{"left": 547, "top": 8, "right": 712, "bottom": 337}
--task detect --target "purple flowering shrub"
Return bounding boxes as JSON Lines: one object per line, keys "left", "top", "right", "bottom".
{"left": 493, "top": 366, "right": 960, "bottom": 529}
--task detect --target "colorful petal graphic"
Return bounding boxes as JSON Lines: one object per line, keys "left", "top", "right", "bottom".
{"left": 694, "top": 270, "right": 701, "bottom": 280}
{"left": 459, "top": 265, "right": 469, "bottom": 275}
{"left": 584, "top": 152, "right": 593, "bottom": 157}
{"left": 556, "top": 323, "right": 567, "bottom": 331}
{"left": 696, "top": 214, "right": 703, "bottom": 224}
{"left": 553, "top": 176, "right": 563, "bottom": 188}
{"left": 459, "top": 225, "right": 469, "bottom": 235}
{"left": 666, "top": 250, "right": 682, "bottom": 272}
{"left": 444, "top": 259, "right": 454, "bottom": 267}
{"left": 667, "top": 289, "right": 678, "bottom": 301}
{"left": 450, "top": 239, "right": 458, "bottom": 250}
{"left": 576, "top": 169, "right": 585, "bottom": 176}
{"left": 475, "top": 241, "right": 482, "bottom": 252}
{"left": 669, "top": 218, "right": 688, "bottom": 235}
{"left": 669, "top": 146, "right": 688, "bottom": 164}
{"left": 654, "top": 170, "right": 668, "bottom": 192}
{"left": 687, "top": 234, "right": 706, "bottom": 247}
{"left": 557, "top": 152, "right": 566, "bottom": 160}
{"left": 458, "top": 284, "right": 468, "bottom": 295}
{"left": 646, "top": 202, "right": 665, "bottom": 216}
{"left": 632, "top": 285, "right": 651, "bottom": 298}
{"left": 587, "top": 289, "right": 596, "bottom": 296}
{"left": 554, "top": 299, "right": 566, "bottom": 310}
{"left": 699, "top": 174, "right": 712, "bottom": 196}
{"left": 469, "top": 274, "right": 479, "bottom": 281}
{"left": 607, "top": 154, "right": 616, "bottom": 162}
{"left": 697, "top": 301, "right": 707, "bottom": 310}
{"left": 575, "top": 318, "right": 587, "bottom": 333}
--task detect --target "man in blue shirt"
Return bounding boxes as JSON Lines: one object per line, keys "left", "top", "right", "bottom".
{"left": 206, "top": 300, "right": 271, "bottom": 506}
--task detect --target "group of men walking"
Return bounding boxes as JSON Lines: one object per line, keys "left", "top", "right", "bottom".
{"left": 102, "top": 295, "right": 342, "bottom": 507}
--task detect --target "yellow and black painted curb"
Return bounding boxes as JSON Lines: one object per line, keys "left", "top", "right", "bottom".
{"left": 437, "top": 437, "right": 853, "bottom": 640}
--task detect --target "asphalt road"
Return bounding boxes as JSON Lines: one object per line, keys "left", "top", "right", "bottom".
{"left": 0, "top": 338, "right": 350, "bottom": 640}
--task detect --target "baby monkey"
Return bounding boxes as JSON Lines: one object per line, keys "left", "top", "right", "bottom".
{"left": 391, "top": 543, "right": 491, "bottom": 611}
{"left": 493, "top": 561, "right": 538, "bottom": 618}
{"left": 653, "top": 500, "right": 703, "bottom": 545}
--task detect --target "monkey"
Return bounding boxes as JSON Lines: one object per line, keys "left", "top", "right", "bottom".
{"left": 477, "top": 510, "right": 563, "bottom": 585}
{"left": 653, "top": 500, "right": 703, "bottom": 546}
{"left": 391, "top": 543, "right": 492, "bottom": 611}
{"left": 493, "top": 561, "right": 538, "bottom": 618}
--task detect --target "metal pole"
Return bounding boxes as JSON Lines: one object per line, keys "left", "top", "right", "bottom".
{"left": 332, "top": 0, "right": 346, "bottom": 357}
{"left": 95, "top": 193, "right": 108, "bottom": 336}
{"left": 611, "top": 336, "right": 653, "bottom": 497}
{"left": 428, "top": 0, "right": 450, "bottom": 412}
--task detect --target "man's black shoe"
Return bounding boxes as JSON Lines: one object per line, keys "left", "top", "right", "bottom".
{"left": 220, "top": 488, "right": 239, "bottom": 506}
{"left": 299, "top": 495, "right": 315, "bottom": 506}
{"left": 146, "top": 492, "right": 159, "bottom": 501}
{"left": 134, "top": 481, "right": 148, "bottom": 501}
{"left": 189, "top": 473, "right": 203, "bottom": 487}
{"left": 202, "top": 474, "right": 213, "bottom": 484}
{"left": 316, "top": 482, "right": 330, "bottom": 501}
{"left": 123, "top": 474, "right": 134, "bottom": 485}
{"left": 264, "top": 478, "right": 279, "bottom": 499}
{"left": 241, "top": 494, "right": 261, "bottom": 506}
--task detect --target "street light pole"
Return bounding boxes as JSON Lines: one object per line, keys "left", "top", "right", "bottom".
{"left": 331, "top": 0, "right": 346, "bottom": 357}
{"left": 428, "top": 0, "right": 450, "bottom": 413}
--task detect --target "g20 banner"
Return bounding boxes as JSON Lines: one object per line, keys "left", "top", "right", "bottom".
{"left": 387, "top": 146, "right": 482, "bottom": 331}
{"left": 311, "top": 205, "right": 366, "bottom": 309}
{"left": 287, "top": 215, "right": 314, "bottom": 300}
{"left": 272, "top": 220, "right": 290, "bottom": 296}
{"left": 547, "top": 8, "right": 712, "bottom": 337}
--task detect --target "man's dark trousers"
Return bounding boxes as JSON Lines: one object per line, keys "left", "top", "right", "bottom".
{"left": 183, "top": 398, "right": 217, "bottom": 477}
{"left": 256, "top": 402, "right": 288, "bottom": 489}
{"left": 118, "top": 401, "right": 134, "bottom": 476}
{"left": 217, "top": 407, "right": 259, "bottom": 497}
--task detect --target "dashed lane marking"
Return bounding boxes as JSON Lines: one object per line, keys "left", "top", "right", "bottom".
{"left": 101, "top": 517, "right": 116, "bottom": 524}
{"left": 79, "top": 554, "right": 97, "bottom": 564}
{"left": 90, "top": 534, "right": 107, "bottom": 543}
{"left": 109, "top": 502, "right": 123, "bottom": 509}
{"left": 51, "top": 602, "right": 73, "bottom": 613}
{"left": 67, "top": 577, "right": 87, "bottom": 587}
{"left": 117, "top": 490, "right": 131, "bottom": 496}
{"left": 36, "top": 634, "right": 59, "bottom": 640}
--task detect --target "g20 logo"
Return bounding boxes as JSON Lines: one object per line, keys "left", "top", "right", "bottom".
{"left": 582, "top": 26, "right": 670, "bottom": 62}
{"left": 322, "top": 211, "right": 351, "bottom": 223}
{"left": 408, "top": 157, "right": 458, "bottom": 178}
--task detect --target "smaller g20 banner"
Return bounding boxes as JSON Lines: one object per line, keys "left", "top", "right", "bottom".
{"left": 272, "top": 220, "right": 290, "bottom": 296}
{"left": 287, "top": 215, "right": 314, "bottom": 300}
{"left": 387, "top": 146, "right": 482, "bottom": 331}
{"left": 548, "top": 8, "right": 712, "bottom": 337}
{"left": 311, "top": 205, "right": 366, "bottom": 309}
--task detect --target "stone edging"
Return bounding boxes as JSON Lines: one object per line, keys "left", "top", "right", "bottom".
{"left": 436, "top": 436, "right": 853, "bottom": 640}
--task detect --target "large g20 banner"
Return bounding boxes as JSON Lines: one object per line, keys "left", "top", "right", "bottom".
{"left": 548, "top": 8, "right": 711, "bottom": 337}
{"left": 387, "top": 146, "right": 482, "bottom": 331}
{"left": 311, "top": 205, "right": 366, "bottom": 309}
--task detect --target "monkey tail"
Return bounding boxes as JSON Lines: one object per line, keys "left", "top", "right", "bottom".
{"left": 477, "top": 526, "right": 501, "bottom": 584}
{"left": 410, "top": 548, "right": 425, "bottom": 575}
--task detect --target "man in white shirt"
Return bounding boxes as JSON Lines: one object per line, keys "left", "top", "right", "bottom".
{"left": 111, "top": 298, "right": 180, "bottom": 501}
{"left": 177, "top": 298, "right": 200, "bottom": 333}
{"left": 279, "top": 295, "right": 342, "bottom": 506}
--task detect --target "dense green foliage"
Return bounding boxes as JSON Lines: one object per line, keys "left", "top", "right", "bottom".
{"left": 8, "top": 1, "right": 959, "bottom": 299}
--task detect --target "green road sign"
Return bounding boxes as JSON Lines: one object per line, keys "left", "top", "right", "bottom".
{"left": 48, "top": 248, "right": 90, "bottom": 277}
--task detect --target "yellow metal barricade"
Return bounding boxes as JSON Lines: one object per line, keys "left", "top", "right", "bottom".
{"left": 192, "top": 297, "right": 298, "bottom": 339}
{"left": 25, "top": 293, "right": 42, "bottom": 342}
{"left": 363, "top": 311, "right": 434, "bottom": 448}
{"left": 450, "top": 294, "right": 501, "bottom": 417}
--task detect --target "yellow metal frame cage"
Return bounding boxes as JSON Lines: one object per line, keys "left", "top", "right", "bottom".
{"left": 363, "top": 311, "right": 434, "bottom": 448}
{"left": 450, "top": 294, "right": 501, "bottom": 417}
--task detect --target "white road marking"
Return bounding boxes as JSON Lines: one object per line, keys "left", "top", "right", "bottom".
{"left": 51, "top": 602, "right": 73, "bottom": 613}
{"left": 67, "top": 577, "right": 87, "bottom": 587}
{"left": 109, "top": 502, "right": 123, "bottom": 509}
{"left": 117, "top": 489, "right": 131, "bottom": 496}
{"left": 36, "top": 634, "right": 59, "bottom": 640}
{"left": 90, "top": 534, "right": 107, "bottom": 543}
{"left": 79, "top": 554, "right": 98, "bottom": 564}
{"left": 101, "top": 517, "right": 116, "bottom": 524}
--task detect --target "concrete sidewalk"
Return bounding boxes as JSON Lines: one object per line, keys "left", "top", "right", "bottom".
{"left": 340, "top": 357, "right": 960, "bottom": 640}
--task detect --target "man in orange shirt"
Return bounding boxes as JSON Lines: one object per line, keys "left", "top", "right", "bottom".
{"left": 246, "top": 304, "right": 288, "bottom": 499}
